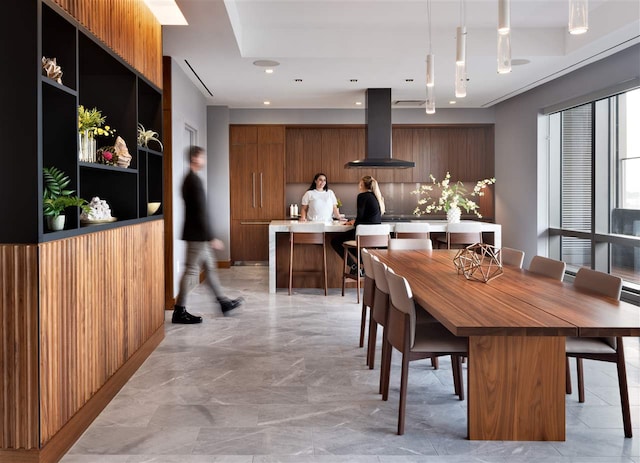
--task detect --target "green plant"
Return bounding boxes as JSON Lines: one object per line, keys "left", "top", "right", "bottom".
{"left": 137, "top": 123, "right": 163, "bottom": 151}
{"left": 412, "top": 171, "right": 496, "bottom": 219}
{"left": 43, "top": 166, "right": 90, "bottom": 217}
{"left": 78, "top": 105, "right": 115, "bottom": 137}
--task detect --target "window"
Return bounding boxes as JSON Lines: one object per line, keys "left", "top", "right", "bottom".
{"left": 549, "top": 88, "right": 640, "bottom": 290}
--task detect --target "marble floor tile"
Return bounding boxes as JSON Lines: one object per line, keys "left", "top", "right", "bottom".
{"left": 60, "top": 266, "right": 640, "bottom": 463}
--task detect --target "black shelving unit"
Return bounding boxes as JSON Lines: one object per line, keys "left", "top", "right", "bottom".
{"left": 7, "top": 1, "right": 164, "bottom": 243}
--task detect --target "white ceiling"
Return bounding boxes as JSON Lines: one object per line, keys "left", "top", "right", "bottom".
{"left": 162, "top": 0, "right": 640, "bottom": 109}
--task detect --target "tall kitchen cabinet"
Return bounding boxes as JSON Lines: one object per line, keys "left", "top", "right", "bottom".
{"left": 0, "top": 2, "right": 164, "bottom": 462}
{"left": 230, "top": 126, "right": 285, "bottom": 262}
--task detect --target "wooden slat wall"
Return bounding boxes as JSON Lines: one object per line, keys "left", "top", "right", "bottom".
{"left": 0, "top": 245, "right": 39, "bottom": 450}
{"left": 38, "top": 221, "right": 164, "bottom": 445}
{"left": 52, "top": 0, "right": 162, "bottom": 88}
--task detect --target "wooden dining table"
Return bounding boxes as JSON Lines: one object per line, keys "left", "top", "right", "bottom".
{"left": 370, "top": 249, "right": 640, "bottom": 441}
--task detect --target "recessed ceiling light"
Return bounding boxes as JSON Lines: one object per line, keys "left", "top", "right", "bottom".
{"left": 405, "top": 79, "right": 414, "bottom": 82}
{"left": 294, "top": 79, "right": 303, "bottom": 82}
{"left": 265, "top": 69, "right": 274, "bottom": 74}
{"left": 253, "top": 60, "right": 280, "bottom": 67}
{"left": 355, "top": 101, "right": 362, "bottom": 106}
{"left": 350, "top": 79, "right": 358, "bottom": 83}
{"left": 263, "top": 101, "right": 271, "bottom": 105}
{"left": 449, "top": 100, "right": 457, "bottom": 105}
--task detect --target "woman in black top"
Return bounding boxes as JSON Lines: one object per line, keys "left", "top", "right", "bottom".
{"left": 331, "top": 175, "right": 386, "bottom": 272}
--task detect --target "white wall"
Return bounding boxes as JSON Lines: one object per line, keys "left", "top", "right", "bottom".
{"left": 169, "top": 57, "right": 208, "bottom": 296}
{"left": 494, "top": 44, "right": 640, "bottom": 267}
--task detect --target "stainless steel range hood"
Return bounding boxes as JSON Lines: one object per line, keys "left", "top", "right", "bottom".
{"left": 345, "top": 88, "right": 415, "bottom": 169}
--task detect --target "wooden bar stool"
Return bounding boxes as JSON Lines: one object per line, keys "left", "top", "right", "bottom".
{"left": 341, "top": 224, "right": 390, "bottom": 303}
{"left": 394, "top": 222, "right": 430, "bottom": 239}
{"left": 289, "top": 223, "right": 327, "bottom": 295}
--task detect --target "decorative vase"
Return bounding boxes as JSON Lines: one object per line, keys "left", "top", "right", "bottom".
{"left": 447, "top": 206, "right": 461, "bottom": 224}
{"left": 47, "top": 215, "right": 65, "bottom": 231}
{"left": 79, "top": 130, "right": 96, "bottom": 162}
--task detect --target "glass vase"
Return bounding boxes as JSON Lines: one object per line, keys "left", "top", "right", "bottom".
{"left": 79, "top": 130, "right": 96, "bottom": 162}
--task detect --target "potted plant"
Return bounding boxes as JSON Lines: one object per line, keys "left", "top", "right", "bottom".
{"left": 43, "top": 166, "right": 90, "bottom": 231}
{"left": 137, "top": 123, "right": 163, "bottom": 151}
{"left": 78, "top": 105, "right": 116, "bottom": 162}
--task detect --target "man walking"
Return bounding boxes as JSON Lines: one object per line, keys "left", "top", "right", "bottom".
{"left": 172, "top": 145, "right": 243, "bottom": 324}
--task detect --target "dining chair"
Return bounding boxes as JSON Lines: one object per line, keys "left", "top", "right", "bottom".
{"left": 368, "top": 255, "right": 391, "bottom": 392}
{"left": 383, "top": 266, "right": 467, "bottom": 435}
{"left": 341, "top": 224, "right": 390, "bottom": 303}
{"left": 565, "top": 268, "right": 631, "bottom": 437}
{"left": 388, "top": 238, "right": 432, "bottom": 251}
{"left": 359, "top": 249, "right": 376, "bottom": 352}
{"left": 528, "top": 255, "right": 566, "bottom": 281}
{"left": 288, "top": 222, "right": 327, "bottom": 296}
{"left": 500, "top": 247, "right": 525, "bottom": 268}
{"left": 394, "top": 222, "right": 430, "bottom": 239}
{"left": 435, "top": 222, "right": 483, "bottom": 249}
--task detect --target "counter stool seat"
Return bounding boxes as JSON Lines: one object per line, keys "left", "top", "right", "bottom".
{"left": 289, "top": 223, "right": 327, "bottom": 296}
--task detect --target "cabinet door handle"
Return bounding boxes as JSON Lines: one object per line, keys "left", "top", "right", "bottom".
{"left": 260, "top": 172, "right": 263, "bottom": 208}
{"left": 240, "top": 221, "right": 271, "bottom": 225}
{"left": 252, "top": 172, "right": 256, "bottom": 208}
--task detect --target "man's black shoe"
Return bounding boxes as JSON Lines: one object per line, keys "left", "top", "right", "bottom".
{"left": 219, "top": 297, "right": 244, "bottom": 314}
{"left": 172, "top": 305, "right": 203, "bottom": 324}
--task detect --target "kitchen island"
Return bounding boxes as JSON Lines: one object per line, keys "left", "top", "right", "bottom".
{"left": 269, "top": 220, "right": 502, "bottom": 293}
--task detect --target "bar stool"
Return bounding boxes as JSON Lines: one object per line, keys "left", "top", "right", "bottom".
{"left": 435, "top": 222, "right": 483, "bottom": 249}
{"left": 289, "top": 222, "right": 327, "bottom": 296}
{"left": 394, "top": 222, "right": 430, "bottom": 239}
{"left": 341, "top": 224, "right": 390, "bottom": 303}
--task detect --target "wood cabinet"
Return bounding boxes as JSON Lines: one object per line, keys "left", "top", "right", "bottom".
{"left": 0, "top": 2, "right": 164, "bottom": 462}
{"left": 285, "top": 125, "right": 494, "bottom": 185}
{"left": 230, "top": 125, "right": 285, "bottom": 262}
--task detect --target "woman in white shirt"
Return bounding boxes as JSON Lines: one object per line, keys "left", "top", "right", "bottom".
{"left": 300, "top": 173, "right": 340, "bottom": 222}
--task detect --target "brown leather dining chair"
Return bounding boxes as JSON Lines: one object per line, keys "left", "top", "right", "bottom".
{"left": 565, "top": 268, "right": 631, "bottom": 437}
{"left": 288, "top": 222, "right": 327, "bottom": 296}
{"left": 382, "top": 266, "right": 467, "bottom": 435}
{"left": 359, "top": 249, "right": 376, "bottom": 352}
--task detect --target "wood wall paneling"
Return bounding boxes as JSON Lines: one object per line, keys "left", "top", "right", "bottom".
{"left": 0, "top": 245, "right": 39, "bottom": 451}
{"left": 52, "top": 0, "right": 162, "bottom": 88}
{"left": 38, "top": 222, "right": 165, "bottom": 445}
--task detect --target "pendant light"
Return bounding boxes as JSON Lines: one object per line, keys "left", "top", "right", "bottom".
{"left": 497, "top": 31, "right": 511, "bottom": 74}
{"left": 496, "top": 0, "right": 511, "bottom": 74}
{"left": 569, "top": 0, "right": 588, "bottom": 35}
{"left": 455, "top": 0, "right": 467, "bottom": 98}
{"left": 425, "top": 0, "right": 435, "bottom": 114}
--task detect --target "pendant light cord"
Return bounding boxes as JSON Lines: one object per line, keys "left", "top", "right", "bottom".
{"left": 427, "top": 0, "right": 432, "bottom": 53}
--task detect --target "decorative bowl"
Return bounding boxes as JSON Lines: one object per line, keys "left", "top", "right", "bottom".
{"left": 147, "top": 202, "right": 161, "bottom": 215}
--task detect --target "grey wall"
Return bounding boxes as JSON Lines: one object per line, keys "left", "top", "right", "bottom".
{"left": 207, "top": 106, "right": 231, "bottom": 260}
{"left": 169, "top": 57, "right": 208, "bottom": 295}
{"left": 494, "top": 44, "right": 640, "bottom": 267}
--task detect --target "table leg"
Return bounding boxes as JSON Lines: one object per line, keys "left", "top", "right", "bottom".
{"left": 468, "top": 335, "right": 565, "bottom": 441}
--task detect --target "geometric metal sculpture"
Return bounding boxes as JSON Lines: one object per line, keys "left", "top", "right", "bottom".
{"left": 453, "top": 243, "right": 504, "bottom": 283}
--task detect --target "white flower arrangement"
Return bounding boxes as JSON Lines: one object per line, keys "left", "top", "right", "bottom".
{"left": 412, "top": 172, "right": 496, "bottom": 219}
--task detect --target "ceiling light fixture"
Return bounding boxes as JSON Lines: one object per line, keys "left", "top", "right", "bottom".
{"left": 355, "top": 101, "right": 362, "bottom": 106}
{"left": 425, "top": 0, "right": 435, "bottom": 114}
{"left": 143, "top": 0, "right": 188, "bottom": 25}
{"left": 263, "top": 101, "right": 271, "bottom": 105}
{"left": 498, "top": 0, "right": 510, "bottom": 34}
{"left": 265, "top": 69, "right": 274, "bottom": 74}
{"left": 454, "top": 0, "right": 467, "bottom": 98}
{"left": 449, "top": 100, "right": 457, "bottom": 105}
{"left": 294, "top": 79, "right": 303, "bottom": 82}
{"left": 350, "top": 79, "right": 358, "bottom": 83}
{"left": 497, "top": 0, "right": 511, "bottom": 74}
{"left": 569, "top": 0, "right": 589, "bottom": 35}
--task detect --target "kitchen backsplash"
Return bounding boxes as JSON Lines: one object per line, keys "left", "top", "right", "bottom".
{"left": 286, "top": 183, "right": 431, "bottom": 218}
